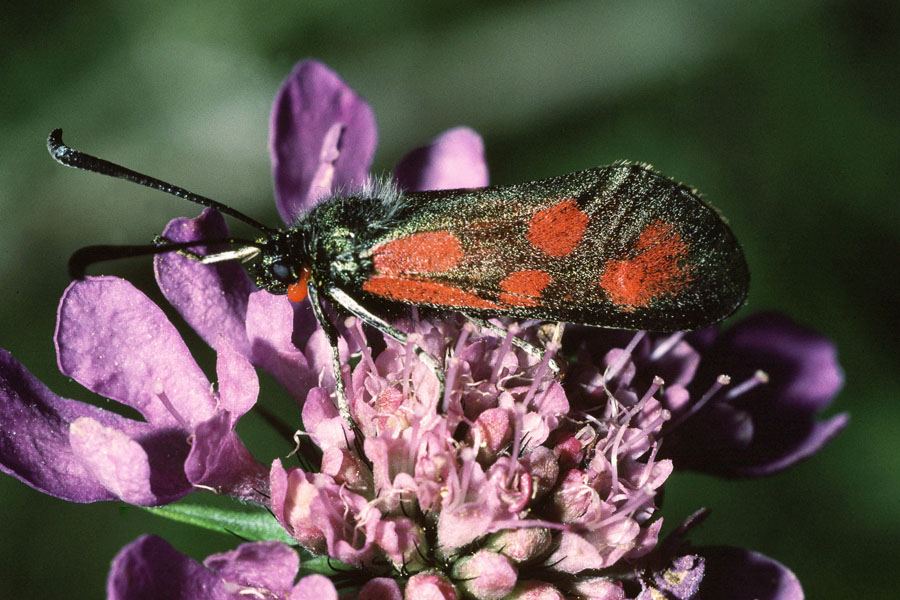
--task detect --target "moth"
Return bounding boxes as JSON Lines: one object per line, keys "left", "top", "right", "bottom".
{"left": 48, "top": 129, "right": 749, "bottom": 423}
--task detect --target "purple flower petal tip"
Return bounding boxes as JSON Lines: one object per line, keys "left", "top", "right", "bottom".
{"left": 718, "top": 312, "right": 844, "bottom": 410}
{"left": 245, "top": 290, "right": 317, "bottom": 403}
{"left": 270, "top": 60, "right": 377, "bottom": 223}
{"left": 185, "top": 411, "right": 267, "bottom": 502}
{"left": 394, "top": 126, "right": 489, "bottom": 192}
{"left": 358, "top": 578, "right": 402, "bottom": 600}
{"left": 69, "top": 417, "right": 156, "bottom": 505}
{"left": 108, "top": 536, "right": 307, "bottom": 600}
{"left": 0, "top": 348, "right": 192, "bottom": 505}
{"left": 3, "top": 275, "right": 267, "bottom": 506}
{"left": 204, "top": 540, "right": 299, "bottom": 596}
{"left": 0, "top": 350, "right": 120, "bottom": 502}
{"left": 55, "top": 276, "right": 215, "bottom": 429}
{"left": 107, "top": 535, "right": 225, "bottom": 600}
{"left": 697, "top": 546, "right": 804, "bottom": 600}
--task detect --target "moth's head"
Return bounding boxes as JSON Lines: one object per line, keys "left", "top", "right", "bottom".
{"left": 246, "top": 233, "right": 311, "bottom": 303}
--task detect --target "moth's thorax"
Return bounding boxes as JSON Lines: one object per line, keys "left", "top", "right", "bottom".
{"left": 308, "top": 221, "right": 369, "bottom": 288}
{"left": 250, "top": 196, "right": 385, "bottom": 294}
{"left": 302, "top": 195, "right": 391, "bottom": 289}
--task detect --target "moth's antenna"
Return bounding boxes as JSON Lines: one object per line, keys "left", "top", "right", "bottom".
{"left": 68, "top": 239, "right": 262, "bottom": 279}
{"left": 47, "top": 129, "right": 276, "bottom": 234}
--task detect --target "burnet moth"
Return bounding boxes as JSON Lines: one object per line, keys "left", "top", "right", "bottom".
{"left": 47, "top": 129, "right": 749, "bottom": 425}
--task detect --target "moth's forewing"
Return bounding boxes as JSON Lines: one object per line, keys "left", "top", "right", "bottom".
{"left": 358, "top": 165, "right": 748, "bottom": 332}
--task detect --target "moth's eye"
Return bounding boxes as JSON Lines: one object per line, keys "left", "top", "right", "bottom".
{"left": 269, "top": 261, "right": 294, "bottom": 283}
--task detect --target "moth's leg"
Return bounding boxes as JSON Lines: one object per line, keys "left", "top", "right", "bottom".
{"left": 307, "top": 283, "right": 354, "bottom": 428}
{"left": 462, "top": 314, "right": 563, "bottom": 377}
{"left": 327, "top": 287, "right": 445, "bottom": 393}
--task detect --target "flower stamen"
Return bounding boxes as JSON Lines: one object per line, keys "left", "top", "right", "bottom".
{"left": 725, "top": 369, "right": 769, "bottom": 400}
{"left": 649, "top": 331, "right": 685, "bottom": 361}
{"left": 152, "top": 380, "right": 190, "bottom": 431}
{"left": 666, "top": 374, "right": 731, "bottom": 432}
{"left": 490, "top": 323, "right": 520, "bottom": 384}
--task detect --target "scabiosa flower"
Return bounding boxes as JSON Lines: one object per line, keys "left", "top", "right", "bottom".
{"left": 269, "top": 308, "right": 828, "bottom": 599}
{"left": 253, "top": 61, "right": 842, "bottom": 598}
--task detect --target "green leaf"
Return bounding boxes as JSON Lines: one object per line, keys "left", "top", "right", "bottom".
{"left": 298, "top": 554, "right": 357, "bottom": 576}
{"left": 143, "top": 496, "right": 295, "bottom": 545}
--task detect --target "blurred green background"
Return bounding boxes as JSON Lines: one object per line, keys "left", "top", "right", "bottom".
{"left": 1, "top": 1, "right": 897, "bottom": 597}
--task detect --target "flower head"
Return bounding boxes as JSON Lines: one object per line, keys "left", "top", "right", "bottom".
{"left": 255, "top": 61, "right": 843, "bottom": 598}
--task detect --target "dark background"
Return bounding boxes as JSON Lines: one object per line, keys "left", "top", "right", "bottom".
{"left": 1, "top": 2, "right": 897, "bottom": 597}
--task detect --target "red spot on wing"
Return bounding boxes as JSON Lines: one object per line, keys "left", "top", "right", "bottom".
{"left": 372, "top": 231, "right": 463, "bottom": 275}
{"left": 363, "top": 276, "right": 500, "bottom": 310}
{"left": 499, "top": 270, "right": 552, "bottom": 307}
{"left": 526, "top": 199, "right": 589, "bottom": 257}
{"left": 599, "top": 220, "right": 692, "bottom": 309}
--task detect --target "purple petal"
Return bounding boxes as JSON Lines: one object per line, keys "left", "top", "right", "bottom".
{"left": 404, "top": 573, "right": 459, "bottom": 600}
{"left": 291, "top": 574, "right": 338, "bottom": 600}
{"left": 55, "top": 277, "right": 215, "bottom": 429}
{"left": 696, "top": 546, "right": 804, "bottom": 600}
{"left": 666, "top": 312, "right": 848, "bottom": 477}
{"left": 268, "top": 459, "right": 291, "bottom": 532}
{"left": 0, "top": 350, "right": 142, "bottom": 502}
{"left": 184, "top": 411, "right": 266, "bottom": 502}
{"left": 570, "top": 577, "right": 625, "bottom": 600}
{"left": 437, "top": 502, "right": 494, "bottom": 551}
{"left": 70, "top": 414, "right": 191, "bottom": 505}
{"left": 107, "top": 535, "right": 228, "bottom": 600}
{"left": 718, "top": 312, "right": 844, "bottom": 411}
{"left": 68, "top": 417, "right": 156, "bottom": 505}
{"left": 246, "top": 290, "right": 316, "bottom": 403}
{"left": 453, "top": 550, "right": 518, "bottom": 599}
{"left": 303, "top": 386, "right": 352, "bottom": 450}
{"left": 648, "top": 337, "right": 701, "bottom": 388}
{"left": 394, "top": 126, "right": 489, "bottom": 192}
{"left": 216, "top": 339, "right": 258, "bottom": 418}
{"left": 310, "top": 483, "right": 379, "bottom": 565}
{"left": 737, "top": 412, "right": 849, "bottom": 477}
{"left": 204, "top": 541, "right": 299, "bottom": 596}
{"left": 291, "top": 299, "right": 320, "bottom": 350}
{"left": 155, "top": 209, "right": 255, "bottom": 356}
{"left": 269, "top": 460, "right": 328, "bottom": 553}
{"left": 270, "top": 60, "right": 376, "bottom": 222}
{"left": 303, "top": 328, "right": 346, "bottom": 392}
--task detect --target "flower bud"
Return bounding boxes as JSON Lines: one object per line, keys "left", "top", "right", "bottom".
{"left": 503, "top": 580, "right": 567, "bottom": 600}
{"left": 484, "top": 527, "right": 552, "bottom": 564}
{"left": 451, "top": 550, "right": 517, "bottom": 600}
{"left": 404, "top": 572, "right": 458, "bottom": 600}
